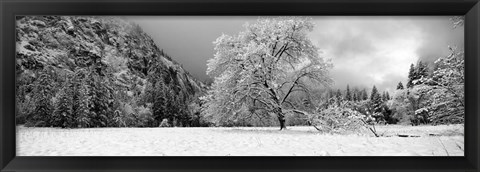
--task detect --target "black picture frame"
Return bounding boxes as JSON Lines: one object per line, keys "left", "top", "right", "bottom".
{"left": 1, "top": 0, "right": 479, "bottom": 171}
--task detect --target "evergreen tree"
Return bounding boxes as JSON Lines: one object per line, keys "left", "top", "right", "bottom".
{"left": 52, "top": 83, "right": 74, "bottom": 128}
{"left": 414, "top": 61, "right": 429, "bottom": 85}
{"left": 361, "top": 88, "right": 368, "bottom": 100}
{"left": 397, "top": 82, "right": 404, "bottom": 90}
{"left": 407, "top": 63, "right": 415, "bottom": 88}
{"left": 370, "top": 85, "right": 379, "bottom": 101}
{"left": 407, "top": 61, "right": 430, "bottom": 88}
{"left": 75, "top": 80, "right": 92, "bottom": 128}
{"left": 369, "top": 85, "right": 384, "bottom": 122}
{"left": 28, "top": 67, "right": 56, "bottom": 127}
{"left": 173, "top": 91, "right": 189, "bottom": 127}
{"left": 417, "top": 61, "right": 429, "bottom": 77}
{"left": 153, "top": 81, "right": 167, "bottom": 126}
{"left": 140, "top": 82, "right": 155, "bottom": 106}
{"left": 335, "top": 89, "right": 342, "bottom": 101}
{"left": 86, "top": 70, "right": 113, "bottom": 127}
{"left": 164, "top": 86, "right": 177, "bottom": 126}
{"left": 382, "top": 91, "right": 387, "bottom": 101}
{"left": 353, "top": 88, "right": 360, "bottom": 101}
{"left": 51, "top": 69, "right": 92, "bottom": 128}
{"left": 345, "top": 85, "right": 352, "bottom": 101}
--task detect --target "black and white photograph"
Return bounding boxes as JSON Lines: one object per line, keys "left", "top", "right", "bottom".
{"left": 15, "top": 16, "right": 465, "bottom": 156}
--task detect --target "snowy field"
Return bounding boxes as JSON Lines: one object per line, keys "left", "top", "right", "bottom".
{"left": 16, "top": 125, "right": 464, "bottom": 156}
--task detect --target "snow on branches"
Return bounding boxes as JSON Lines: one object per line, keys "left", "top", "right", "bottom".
{"left": 412, "top": 47, "right": 465, "bottom": 125}
{"left": 203, "top": 17, "right": 333, "bottom": 130}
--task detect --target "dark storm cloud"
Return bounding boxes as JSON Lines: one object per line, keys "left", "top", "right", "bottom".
{"left": 310, "top": 16, "right": 463, "bottom": 93}
{"left": 415, "top": 18, "right": 464, "bottom": 64}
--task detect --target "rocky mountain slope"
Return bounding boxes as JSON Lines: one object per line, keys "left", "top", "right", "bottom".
{"left": 15, "top": 16, "right": 207, "bottom": 127}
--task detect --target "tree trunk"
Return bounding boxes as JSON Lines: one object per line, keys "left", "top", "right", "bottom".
{"left": 278, "top": 115, "right": 286, "bottom": 130}
{"left": 276, "top": 108, "right": 286, "bottom": 130}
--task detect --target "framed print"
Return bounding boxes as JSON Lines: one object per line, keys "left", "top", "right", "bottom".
{"left": 1, "top": 0, "right": 479, "bottom": 171}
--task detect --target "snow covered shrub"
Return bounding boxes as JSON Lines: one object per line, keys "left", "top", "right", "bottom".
{"left": 112, "top": 110, "right": 125, "bottom": 127}
{"left": 310, "top": 100, "right": 366, "bottom": 134}
{"left": 389, "top": 89, "right": 414, "bottom": 125}
{"left": 135, "top": 105, "right": 154, "bottom": 127}
{"left": 159, "top": 118, "right": 170, "bottom": 127}
{"left": 122, "top": 103, "right": 136, "bottom": 127}
{"left": 112, "top": 103, "right": 136, "bottom": 127}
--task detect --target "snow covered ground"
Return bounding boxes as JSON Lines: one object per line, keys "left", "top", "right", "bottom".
{"left": 16, "top": 125, "right": 464, "bottom": 156}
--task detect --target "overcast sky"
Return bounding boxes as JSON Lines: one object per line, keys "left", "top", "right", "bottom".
{"left": 127, "top": 16, "right": 463, "bottom": 93}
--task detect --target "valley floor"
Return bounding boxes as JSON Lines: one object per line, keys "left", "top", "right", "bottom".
{"left": 16, "top": 124, "right": 464, "bottom": 156}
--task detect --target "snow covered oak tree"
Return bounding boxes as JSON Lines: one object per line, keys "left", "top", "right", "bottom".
{"left": 204, "top": 17, "right": 333, "bottom": 130}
